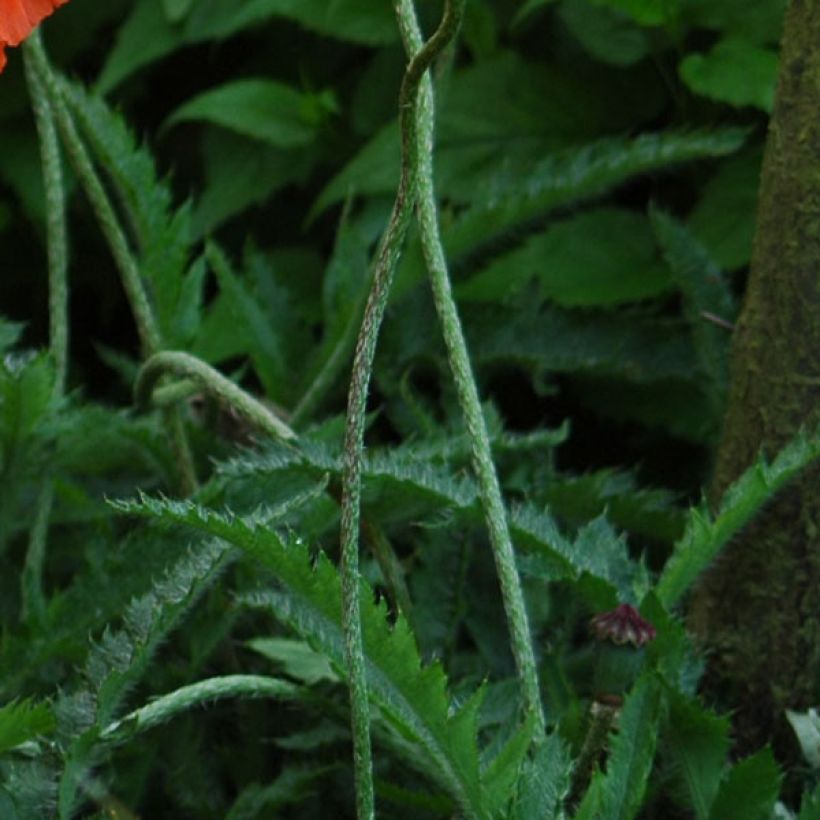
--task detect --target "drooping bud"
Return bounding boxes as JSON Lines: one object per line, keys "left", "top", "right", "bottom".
{"left": 589, "top": 603, "right": 656, "bottom": 648}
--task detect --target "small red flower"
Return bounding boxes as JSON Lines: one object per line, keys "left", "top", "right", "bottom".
{"left": 590, "top": 604, "right": 656, "bottom": 648}
{"left": 0, "top": 0, "right": 70, "bottom": 73}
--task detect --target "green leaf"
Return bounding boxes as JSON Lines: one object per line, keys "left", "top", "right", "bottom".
{"left": 165, "top": 79, "right": 325, "bottom": 148}
{"left": 708, "top": 748, "right": 781, "bottom": 820}
{"left": 114, "top": 494, "right": 491, "bottom": 819}
{"left": 797, "top": 783, "right": 820, "bottom": 820}
{"left": 457, "top": 208, "right": 672, "bottom": 307}
{"left": 191, "top": 129, "right": 317, "bottom": 237}
{"left": 543, "top": 469, "right": 685, "bottom": 544}
{"left": 0, "top": 353, "right": 55, "bottom": 457}
{"left": 218, "top": 436, "right": 641, "bottom": 599}
{"left": 681, "top": 0, "right": 786, "bottom": 45}
{"left": 466, "top": 302, "right": 699, "bottom": 384}
{"left": 591, "top": 674, "right": 664, "bottom": 819}
{"left": 666, "top": 693, "right": 729, "bottom": 819}
{"left": 480, "top": 717, "right": 536, "bottom": 817}
{"left": 559, "top": 0, "right": 650, "bottom": 66}
{"left": 246, "top": 637, "right": 338, "bottom": 686}
{"left": 588, "top": 0, "right": 674, "bottom": 26}
{"left": 438, "top": 128, "right": 748, "bottom": 268}
{"left": 679, "top": 37, "right": 779, "bottom": 112}
{"left": 656, "top": 428, "right": 820, "bottom": 607}
{"left": 650, "top": 207, "right": 734, "bottom": 405}
{"left": 0, "top": 319, "right": 23, "bottom": 354}
{"left": 511, "top": 732, "right": 572, "bottom": 820}
{"left": 512, "top": 0, "right": 561, "bottom": 28}
{"left": 687, "top": 149, "right": 762, "bottom": 271}
{"left": 98, "top": 0, "right": 397, "bottom": 92}
{"left": 55, "top": 539, "right": 234, "bottom": 817}
{"left": 161, "top": 0, "right": 192, "bottom": 22}
{"left": 204, "top": 242, "right": 287, "bottom": 401}
{"left": 0, "top": 700, "right": 55, "bottom": 754}
{"left": 61, "top": 79, "right": 195, "bottom": 348}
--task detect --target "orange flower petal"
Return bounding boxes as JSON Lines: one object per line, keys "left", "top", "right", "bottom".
{"left": 0, "top": 0, "right": 70, "bottom": 73}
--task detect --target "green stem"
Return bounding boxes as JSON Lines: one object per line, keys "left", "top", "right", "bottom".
{"left": 135, "top": 351, "right": 297, "bottom": 442}
{"left": 20, "top": 41, "right": 70, "bottom": 623}
{"left": 397, "top": 0, "right": 545, "bottom": 735}
{"left": 340, "top": 4, "right": 466, "bottom": 818}
{"left": 25, "top": 32, "right": 197, "bottom": 495}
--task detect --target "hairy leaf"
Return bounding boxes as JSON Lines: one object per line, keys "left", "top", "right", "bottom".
{"left": 656, "top": 428, "right": 820, "bottom": 607}
{"left": 114, "top": 494, "right": 491, "bottom": 819}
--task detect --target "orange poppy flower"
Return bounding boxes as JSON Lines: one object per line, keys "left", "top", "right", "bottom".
{"left": 0, "top": 0, "right": 70, "bottom": 73}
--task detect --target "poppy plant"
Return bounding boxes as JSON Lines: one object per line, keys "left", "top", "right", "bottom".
{"left": 0, "top": 0, "right": 70, "bottom": 73}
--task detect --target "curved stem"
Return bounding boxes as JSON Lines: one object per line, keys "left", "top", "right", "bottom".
{"left": 339, "top": 3, "right": 466, "bottom": 818}
{"left": 25, "top": 32, "right": 197, "bottom": 495}
{"left": 397, "top": 0, "right": 545, "bottom": 735}
{"left": 135, "top": 351, "right": 297, "bottom": 442}
{"left": 20, "top": 41, "right": 69, "bottom": 623}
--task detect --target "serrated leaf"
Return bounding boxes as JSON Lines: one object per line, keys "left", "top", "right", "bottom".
{"left": 666, "top": 693, "right": 730, "bottom": 819}
{"left": 708, "top": 748, "right": 781, "bottom": 820}
{"left": 679, "top": 38, "right": 778, "bottom": 112}
{"left": 512, "top": 732, "right": 572, "bottom": 820}
{"left": 113, "top": 493, "right": 491, "bottom": 819}
{"left": 481, "top": 716, "right": 536, "bottom": 817}
{"left": 458, "top": 208, "right": 672, "bottom": 307}
{"left": 218, "top": 437, "right": 641, "bottom": 597}
{"left": 594, "top": 674, "right": 664, "bottom": 819}
{"left": 165, "top": 79, "right": 324, "bottom": 148}
{"left": 656, "top": 429, "right": 820, "bottom": 607}
{"left": 0, "top": 700, "right": 55, "bottom": 754}
{"left": 204, "top": 242, "right": 287, "bottom": 400}
{"left": 61, "top": 80, "right": 195, "bottom": 348}
{"left": 441, "top": 129, "right": 748, "bottom": 273}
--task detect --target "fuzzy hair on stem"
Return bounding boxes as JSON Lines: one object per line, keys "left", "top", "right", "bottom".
{"left": 396, "top": 0, "right": 545, "bottom": 736}
{"left": 339, "top": 2, "right": 467, "bottom": 817}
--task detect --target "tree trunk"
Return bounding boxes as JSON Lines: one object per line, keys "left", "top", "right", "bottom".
{"left": 688, "top": 0, "right": 820, "bottom": 762}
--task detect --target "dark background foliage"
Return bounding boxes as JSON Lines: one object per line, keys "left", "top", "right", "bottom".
{"left": 2, "top": 1, "right": 816, "bottom": 818}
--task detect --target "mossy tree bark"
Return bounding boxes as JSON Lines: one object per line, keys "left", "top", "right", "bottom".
{"left": 688, "top": 0, "right": 820, "bottom": 760}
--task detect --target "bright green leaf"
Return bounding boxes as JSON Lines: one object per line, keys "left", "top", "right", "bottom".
{"left": 165, "top": 79, "right": 323, "bottom": 148}
{"left": 679, "top": 38, "right": 778, "bottom": 112}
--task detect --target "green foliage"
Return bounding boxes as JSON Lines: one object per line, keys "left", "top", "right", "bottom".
{"left": 1, "top": 0, "right": 817, "bottom": 816}
{"left": 657, "top": 428, "right": 820, "bottom": 607}
{"left": 0, "top": 700, "right": 54, "bottom": 755}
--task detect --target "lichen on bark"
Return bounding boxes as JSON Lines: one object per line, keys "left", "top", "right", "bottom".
{"left": 688, "top": 0, "right": 820, "bottom": 764}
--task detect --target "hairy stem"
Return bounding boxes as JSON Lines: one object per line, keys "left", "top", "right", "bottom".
{"left": 135, "top": 351, "right": 297, "bottom": 442}
{"left": 340, "top": 3, "right": 466, "bottom": 817}
{"left": 396, "top": 0, "right": 545, "bottom": 734}
{"left": 25, "top": 33, "right": 197, "bottom": 495}
{"left": 20, "top": 42, "right": 69, "bottom": 623}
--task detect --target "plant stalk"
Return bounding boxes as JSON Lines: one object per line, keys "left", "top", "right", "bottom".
{"left": 339, "top": 3, "right": 466, "bottom": 817}
{"left": 397, "top": 0, "right": 546, "bottom": 734}
{"left": 20, "top": 41, "right": 69, "bottom": 623}
{"left": 25, "top": 32, "right": 197, "bottom": 495}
